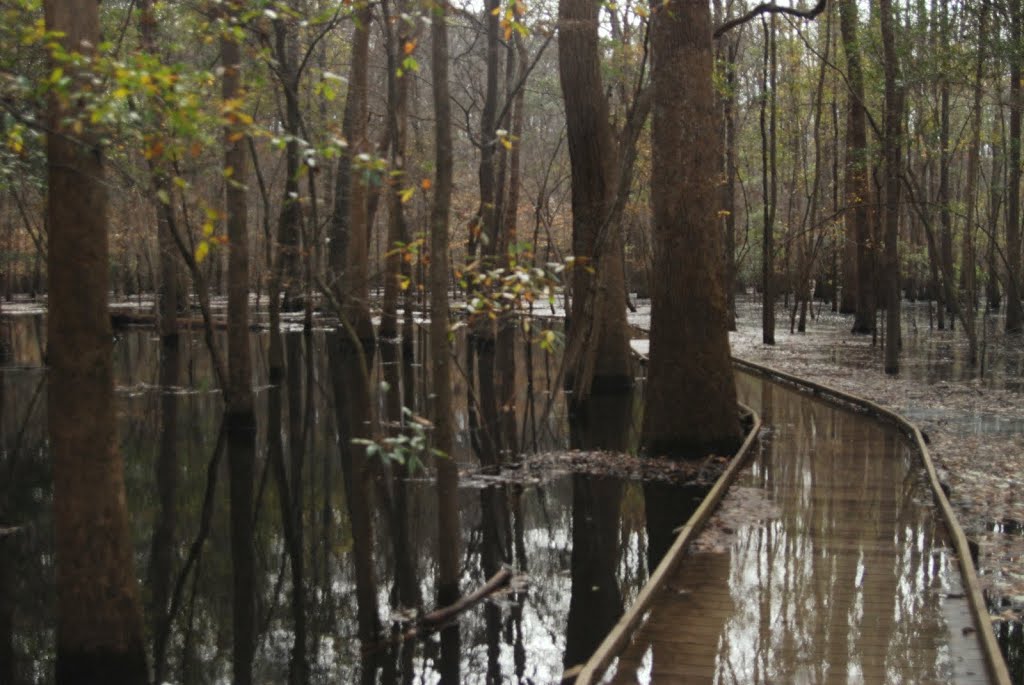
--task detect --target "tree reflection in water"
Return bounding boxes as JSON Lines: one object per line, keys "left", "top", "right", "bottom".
{"left": 0, "top": 318, "right": 721, "bottom": 682}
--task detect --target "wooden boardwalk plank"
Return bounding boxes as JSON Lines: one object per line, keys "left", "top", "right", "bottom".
{"left": 599, "top": 370, "right": 995, "bottom": 684}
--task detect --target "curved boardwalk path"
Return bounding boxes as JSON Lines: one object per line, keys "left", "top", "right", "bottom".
{"left": 588, "top": 363, "right": 1001, "bottom": 684}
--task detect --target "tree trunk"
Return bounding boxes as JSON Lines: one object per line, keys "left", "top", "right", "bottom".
{"left": 222, "top": 22, "right": 253, "bottom": 418}
{"left": 960, "top": 1, "right": 987, "bottom": 364}
{"left": 44, "top": 1, "right": 148, "bottom": 680}
{"left": 380, "top": 0, "right": 412, "bottom": 340}
{"left": 330, "top": 7, "right": 375, "bottom": 343}
{"left": 880, "top": 0, "right": 902, "bottom": 375}
{"left": 430, "top": 0, "right": 461, "bottom": 623}
{"left": 938, "top": 0, "right": 953, "bottom": 329}
{"left": 138, "top": 0, "right": 185, "bottom": 342}
{"left": 760, "top": 15, "right": 777, "bottom": 345}
{"left": 221, "top": 14, "right": 257, "bottom": 684}
{"left": 839, "top": 0, "right": 876, "bottom": 335}
{"left": 557, "top": 0, "right": 632, "bottom": 397}
{"left": 274, "top": 15, "right": 303, "bottom": 313}
{"left": 987, "top": 82, "right": 1004, "bottom": 312}
{"left": 1008, "top": 0, "right": 1023, "bottom": 333}
{"left": 718, "top": 29, "right": 740, "bottom": 331}
{"left": 497, "top": 36, "right": 528, "bottom": 457}
{"left": 642, "top": 0, "right": 740, "bottom": 458}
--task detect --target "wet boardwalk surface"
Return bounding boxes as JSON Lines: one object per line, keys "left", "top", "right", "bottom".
{"left": 605, "top": 370, "right": 990, "bottom": 684}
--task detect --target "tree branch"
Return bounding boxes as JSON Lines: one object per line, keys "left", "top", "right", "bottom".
{"left": 714, "top": 0, "right": 827, "bottom": 38}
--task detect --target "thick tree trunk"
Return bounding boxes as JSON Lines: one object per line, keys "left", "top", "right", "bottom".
{"left": 44, "top": 1, "right": 148, "bottom": 681}
{"left": 643, "top": 0, "right": 740, "bottom": 458}
{"left": 880, "top": 0, "right": 902, "bottom": 375}
{"left": 557, "top": 0, "right": 632, "bottom": 397}
{"left": 839, "top": 0, "right": 876, "bottom": 335}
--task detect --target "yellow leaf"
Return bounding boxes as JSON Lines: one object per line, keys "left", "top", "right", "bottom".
{"left": 144, "top": 141, "right": 164, "bottom": 160}
{"left": 195, "top": 241, "right": 210, "bottom": 263}
{"left": 500, "top": 137, "right": 513, "bottom": 150}
{"left": 399, "top": 186, "right": 416, "bottom": 203}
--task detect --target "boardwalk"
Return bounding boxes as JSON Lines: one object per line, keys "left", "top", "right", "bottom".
{"left": 595, "top": 368, "right": 993, "bottom": 684}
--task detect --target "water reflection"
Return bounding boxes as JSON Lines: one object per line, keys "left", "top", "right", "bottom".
{"left": 608, "top": 371, "right": 988, "bottom": 683}
{"left": 0, "top": 315, "right": 679, "bottom": 683}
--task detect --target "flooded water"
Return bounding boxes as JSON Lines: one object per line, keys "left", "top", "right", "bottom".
{"left": 0, "top": 312, "right": 709, "bottom": 683}
{"left": 604, "top": 370, "right": 991, "bottom": 684}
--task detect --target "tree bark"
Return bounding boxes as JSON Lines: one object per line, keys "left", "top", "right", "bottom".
{"left": 44, "top": 1, "right": 148, "bottom": 680}
{"left": 760, "top": 14, "right": 777, "bottom": 345}
{"left": 880, "top": 0, "right": 902, "bottom": 374}
{"left": 960, "top": 1, "right": 987, "bottom": 364}
{"left": 643, "top": 0, "right": 740, "bottom": 458}
{"left": 138, "top": 0, "right": 186, "bottom": 342}
{"left": 938, "top": 67, "right": 951, "bottom": 329}
{"left": 715, "top": 10, "right": 740, "bottom": 330}
{"left": 430, "top": 0, "right": 461, "bottom": 616}
{"left": 330, "top": 6, "right": 375, "bottom": 343}
{"left": 273, "top": 14, "right": 303, "bottom": 313}
{"left": 222, "top": 18, "right": 253, "bottom": 418}
{"left": 380, "top": 0, "right": 412, "bottom": 340}
{"left": 839, "top": 0, "right": 876, "bottom": 335}
{"left": 557, "top": 0, "right": 632, "bottom": 397}
{"left": 1008, "top": 0, "right": 1023, "bottom": 332}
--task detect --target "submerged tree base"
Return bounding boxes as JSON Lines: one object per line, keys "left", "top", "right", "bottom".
{"left": 57, "top": 647, "right": 148, "bottom": 685}
{"left": 641, "top": 407, "right": 749, "bottom": 461}
{"left": 565, "top": 374, "right": 636, "bottom": 414}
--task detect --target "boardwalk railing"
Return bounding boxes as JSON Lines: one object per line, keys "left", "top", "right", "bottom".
{"left": 577, "top": 346, "right": 1011, "bottom": 684}
{"left": 730, "top": 356, "right": 1011, "bottom": 685}
{"left": 573, "top": 400, "right": 762, "bottom": 684}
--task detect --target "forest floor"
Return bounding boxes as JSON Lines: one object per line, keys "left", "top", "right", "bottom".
{"left": 710, "top": 301, "right": 1024, "bottom": 619}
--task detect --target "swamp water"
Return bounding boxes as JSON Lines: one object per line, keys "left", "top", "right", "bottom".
{"left": 0, "top": 312, "right": 710, "bottom": 683}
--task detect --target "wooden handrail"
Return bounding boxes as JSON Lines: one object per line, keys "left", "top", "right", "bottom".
{"left": 577, "top": 344, "right": 1010, "bottom": 684}
{"left": 731, "top": 356, "right": 1012, "bottom": 685}
{"left": 573, "top": 400, "right": 762, "bottom": 684}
